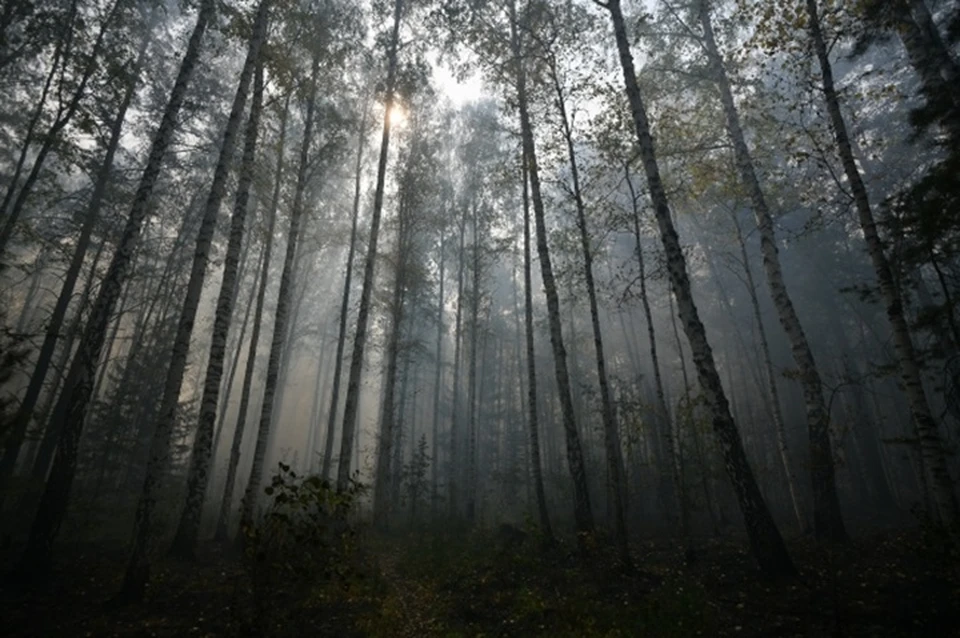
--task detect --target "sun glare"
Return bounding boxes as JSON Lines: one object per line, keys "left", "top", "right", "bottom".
{"left": 388, "top": 104, "right": 407, "bottom": 127}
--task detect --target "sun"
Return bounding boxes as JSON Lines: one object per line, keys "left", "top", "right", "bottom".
{"left": 388, "top": 103, "right": 407, "bottom": 127}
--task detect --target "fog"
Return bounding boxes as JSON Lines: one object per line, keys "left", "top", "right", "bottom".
{"left": 1, "top": 0, "right": 958, "bottom": 634}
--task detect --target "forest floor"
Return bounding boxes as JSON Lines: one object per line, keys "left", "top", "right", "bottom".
{"left": 1, "top": 526, "right": 958, "bottom": 637}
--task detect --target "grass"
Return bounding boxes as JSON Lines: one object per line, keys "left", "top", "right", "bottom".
{"left": 1, "top": 526, "right": 958, "bottom": 637}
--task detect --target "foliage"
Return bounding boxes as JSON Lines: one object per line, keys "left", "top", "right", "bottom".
{"left": 401, "top": 433, "right": 431, "bottom": 513}
{"left": 241, "top": 462, "right": 368, "bottom": 635}
{"left": 0, "top": 304, "right": 30, "bottom": 448}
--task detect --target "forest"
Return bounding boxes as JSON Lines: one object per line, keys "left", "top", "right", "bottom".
{"left": 0, "top": 0, "right": 959, "bottom": 634}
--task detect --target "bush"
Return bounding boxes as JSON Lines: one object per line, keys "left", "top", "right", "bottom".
{"left": 241, "top": 463, "right": 367, "bottom": 635}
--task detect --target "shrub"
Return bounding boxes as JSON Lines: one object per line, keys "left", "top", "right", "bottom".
{"left": 241, "top": 463, "right": 366, "bottom": 635}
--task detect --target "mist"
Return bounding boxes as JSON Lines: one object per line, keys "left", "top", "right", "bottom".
{"left": 1, "top": 0, "right": 959, "bottom": 635}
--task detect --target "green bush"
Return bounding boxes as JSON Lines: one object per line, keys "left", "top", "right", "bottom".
{"left": 241, "top": 463, "right": 367, "bottom": 634}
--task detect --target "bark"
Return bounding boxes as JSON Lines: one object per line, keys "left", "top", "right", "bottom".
{"left": 117, "top": 1, "right": 269, "bottom": 598}
{"left": 213, "top": 242, "right": 264, "bottom": 455}
{"left": 698, "top": 0, "right": 844, "bottom": 541}
{"left": 238, "top": 49, "right": 319, "bottom": 536}
{"left": 521, "top": 149, "right": 553, "bottom": 541}
{"left": 321, "top": 102, "right": 369, "bottom": 481}
{"left": 623, "top": 165, "right": 687, "bottom": 542}
{"left": 448, "top": 212, "right": 466, "bottom": 517}
{"left": 548, "top": 55, "right": 628, "bottom": 561}
{"left": 13, "top": 0, "right": 215, "bottom": 580}
{"left": 372, "top": 181, "right": 411, "bottom": 528}
{"left": 510, "top": 0, "right": 593, "bottom": 538}
{"left": 604, "top": 0, "right": 794, "bottom": 578}
{"left": 213, "top": 93, "right": 289, "bottom": 542}
{"left": 728, "top": 213, "right": 805, "bottom": 532}
{"left": 430, "top": 229, "right": 446, "bottom": 514}
{"left": 336, "top": 0, "right": 404, "bottom": 493}
{"left": 169, "top": 58, "right": 265, "bottom": 559}
{"left": 0, "top": 19, "right": 150, "bottom": 504}
{"left": 465, "top": 202, "right": 480, "bottom": 525}
{"left": 807, "top": 0, "right": 959, "bottom": 524}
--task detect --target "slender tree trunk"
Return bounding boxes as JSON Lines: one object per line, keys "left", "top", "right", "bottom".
{"left": 321, "top": 102, "right": 369, "bottom": 481}
{"left": 699, "top": 0, "right": 843, "bottom": 540}
{"left": 729, "top": 213, "right": 805, "bottom": 533}
{"left": 117, "top": 2, "right": 269, "bottom": 599}
{"left": 373, "top": 199, "right": 410, "bottom": 529}
{"left": 12, "top": 0, "right": 215, "bottom": 580}
{"left": 238, "top": 49, "right": 318, "bottom": 537}
{"left": 448, "top": 213, "right": 466, "bottom": 518}
{"left": 213, "top": 242, "right": 263, "bottom": 455}
{"left": 605, "top": 0, "right": 794, "bottom": 578}
{"left": 0, "top": 0, "right": 128, "bottom": 256}
{"left": 430, "top": 229, "right": 446, "bottom": 515}
{"left": 169, "top": 58, "right": 265, "bottom": 559}
{"left": 521, "top": 150, "right": 553, "bottom": 541}
{"left": 307, "top": 331, "right": 331, "bottom": 473}
{"left": 336, "top": 0, "right": 404, "bottom": 493}
{"left": 624, "top": 166, "right": 688, "bottom": 541}
{"left": 510, "top": 0, "right": 593, "bottom": 538}
{"left": 465, "top": 203, "right": 480, "bottom": 525}
{"left": 0, "top": 20, "right": 150, "bottom": 504}
{"left": 213, "top": 93, "right": 289, "bottom": 542}
{"left": 548, "top": 60, "right": 627, "bottom": 560}
{"left": 806, "top": 0, "right": 959, "bottom": 524}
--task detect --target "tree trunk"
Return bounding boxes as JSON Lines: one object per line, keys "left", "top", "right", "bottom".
{"left": 510, "top": 0, "right": 593, "bottom": 539}
{"left": 465, "top": 203, "right": 480, "bottom": 525}
{"left": 605, "top": 0, "right": 794, "bottom": 578}
{"left": 238, "top": 48, "right": 319, "bottom": 537}
{"left": 0, "top": 18, "right": 150, "bottom": 506}
{"left": 699, "top": 0, "right": 843, "bottom": 541}
{"left": 448, "top": 212, "right": 466, "bottom": 518}
{"left": 623, "top": 165, "right": 687, "bottom": 543}
{"left": 729, "top": 212, "right": 805, "bottom": 533}
{"left": 335, "top": 0, "right": 404, "bottom": 493}
{"left": 806, "top": 0, "right": 959, "bottom": 524}
{"left": 212, "top": 242, "right": 264, "bottom": 455}
{"left": 12, "top": 0, "right": 215, "bottom": 581}
{"left": 321, "top": 100, "right": 369, "bottom": 481}
{"left": 430, "top": 229, "right": 446, "bottom": 515}
{"left": 549, "top": 57, "right": 627, "bottom": 560}
{"left": 213, "top": 93, "right": 289, "bottom": 542}
{"left": 169, "top": 57, "right": 265, "bottom": 559}
{"left": 119, "top": 1, "right": 269, "bottom": 599}
{"left": 372, "top": 188, "right": 410, "bottom": 529}
{"left": 521, "top": 149, "right": 553, "bottom": 541}
{"left": 0, "top": 0, "right": 128, "bottom": 256}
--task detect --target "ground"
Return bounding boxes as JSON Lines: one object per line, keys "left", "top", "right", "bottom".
{"left": 1, "top": 528, "right": 958, "bottom": 637}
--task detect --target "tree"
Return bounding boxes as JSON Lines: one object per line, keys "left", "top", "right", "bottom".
{"left": 520, "top": 147, "right": 553, "bottom": 541}
{"left": 534, "top": 7, "right": 629, "bottom": 560}
{"left": 696, "top": 0, "right": 846, "bottom": 542}
{"left": 214, "top": 93, "right": 290, "bottom": 543}
{"left": 599, "top": 0, "right": 795, "bottom": 579}
{"left": 510, "top": 0, "right": 594, "bottom": 540}
{"left": 805, "top": 0, "right": 959, "bottom": 525}
{"left": 336, "top": 0, "right": 405, "bottom": 493}
{"left": 13, "top": 0, "right": 217, "bottom": 580}
{"left": 169, "top": 54, "right": 266, "bottom": 559}
{"left": 238, "top": 44, "right": 322, "bottom": 539}
{"left": 321, "top": 92, "right": 371, "bottom": 481}
{"left": 0, "top": 10, "right": 153, "bottom": 507}
{"left": 119, "top": 0, "right": 271, "bottom": 600}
